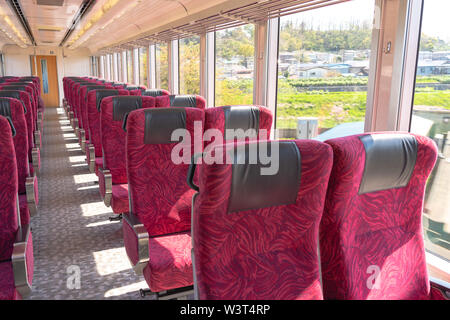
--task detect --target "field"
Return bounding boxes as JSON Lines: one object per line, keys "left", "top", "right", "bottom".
{"left": 214, "top": 77, "right": 450, "bottom": 130}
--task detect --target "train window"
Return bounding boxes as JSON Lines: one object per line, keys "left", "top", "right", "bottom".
{"left": 179, "top": 37, "right": 200, "bottom": 95}
{"left": 275, "top": 0, "right": 374, "bottom": 140}
{"left": 155, "top": 43, "right": 169, "bottom": 90}
{"left": 215, "top": 24, "right": 255, "bottom": 106}
{"left": 410, "top": 0, "right": 450, "bottom": 261}
{"left": 139, "top": 47, "right": 148, "bottom": 86}
{"left": 127, "top": 50, "right": 133, "bottom": 84}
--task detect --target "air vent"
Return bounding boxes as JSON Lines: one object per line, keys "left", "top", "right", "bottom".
{"left": 41, "top": 41, "right": 54, "bottom": 44}
{"left": 38, "top": 26, "right": 63, "bottom": 32}
{"left": 36, "top": 0, "right": 65, "bottom": 6}
{"left": 6, "top": 0, "right": 36, "bottom": 45}
{"left": 59, "top": 0, "right": 95, "bottom": 47}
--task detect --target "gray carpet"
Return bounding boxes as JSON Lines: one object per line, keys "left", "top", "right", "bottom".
{"left": 27, "top": 107, "right": 147, "bottom": 300}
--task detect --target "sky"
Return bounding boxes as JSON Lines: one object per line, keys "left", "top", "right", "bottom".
{"left": 286, "top": 0, "right": 449, "bottom": 43}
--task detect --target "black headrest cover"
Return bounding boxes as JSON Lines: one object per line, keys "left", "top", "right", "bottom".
{"left": 358, "top": 134, "right": 418, "bottom": 194}
{"left": 0, "top": 92, "right": 26, "bottom": 114}
{"left": 143, "top": 89, "right": 163, "bottom": 97}
{"left": 228, "top": 141, "right": 301, "bottom": 213}
{"left": 143, "top": 108, "right": 186, "bottom": 144}
{"left": 113, "top": 96, "right": 142, "bottom": 122}
{"left": 223, "top": 106, "right": 260, "bottom": 140}
{"left": 0, "top": 101, "right": 16, "bottom": 137}
{"left": 96, "top": 90, "right": 119, "bottom": 111}
{"left": 169, "top": 95, "right": 196, "bottom": 108}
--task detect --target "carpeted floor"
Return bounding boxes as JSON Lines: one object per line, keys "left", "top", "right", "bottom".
{"left": 27, "top": 107, "right": 148, "bottom": 300}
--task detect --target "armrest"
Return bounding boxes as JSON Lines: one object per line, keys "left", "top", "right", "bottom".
{"left": 12, "top": 224, "right": 33, "bottom": 298}
{"left": 122, "top": 212, "right": 149, "bottom": 275}
{"left": 25, "top": 175, "right": 38, "bottom": 217}
{"left": 79, "top": 129, "right": 86, "bottom": 152}
{"left": 34, "top": 130, "right": 41, "bottom": 149}
{"left": 73, "top": 118, "right": 79, "bottom": 136}
{"left": 430, "top": 276, "right": 450, "bottom": 300}
{"left": 31, "top": 147, "right": 40, "bottom": 176}
{"left": 98, "top": 167, "right": 112, "bottom": 206}
{"left": 87, "top": 144, "right": 96, "bottom": 173}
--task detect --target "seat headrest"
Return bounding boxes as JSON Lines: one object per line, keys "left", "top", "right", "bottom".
{"left": 222, "top": 106, "right": 260, "bottom": 140}
{"left": 227, "top": 141, "right": 301, "bottom": 213}
{"left": 85, "top": 85, "right": 107, "bottom": 101}
{"left": 168, "top": 95, "right": 197, "bottom": 108}
{"left": 142, "top": 89, "right": 165, "bottom": 97}
{"left": 0, "top": 95, "right": 26, "bottom": 114}
{"left": 2, "top": 85, "right": 27, "bottom": 91}
{"left": 0, "top": 102, "right": 16, "bottom": 137}
{"left": 358, "top": 134, "right": 418, "bottom": 194}
{"left": 112, "top": 96, "right": 142, "bottom": 121}
{"left": 143, "top": 108, "right": 186, "bottom": 144}
{"left": 95, "top": 89, "right": 119, "bottom": 111}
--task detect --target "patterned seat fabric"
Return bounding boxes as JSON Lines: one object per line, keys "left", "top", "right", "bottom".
{"left": 156, "top": 95, "right": 206, "bottom": 109}
{"left": 0, "top": 91, "right": 35, "bottom": 151}
{"left": 79, "top": 85, "right": 110, "bottom": 138}
{"left": 101, "top": 96, "right": 156, "bottom": 184}
{"left": 87, "top": 89, "right": 129, "bottom": 160}
{"left": 193, "top": 139, "right": 332, "bottom": 300}
{"left": 126, "top": 107, "right": 205, "bottom": 292}
{"left": 0, "top": 116, "right": 19, "bottom": 262}
{"left": 320, "top": 132, "right": 439, "bottom": 300}
{"left": 100, "top": 95, "right": 155, "bottom": 214}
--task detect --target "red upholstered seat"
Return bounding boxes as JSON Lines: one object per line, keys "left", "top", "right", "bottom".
{"left": 320, "top": 132, "right": 441, "bottom": 300}
{"left": 110, "top": 184, "right": 129, "bottom": 214}
{"left": 192, "top": 140, "right": 332, "bottom": 300}
{"left": 126, "top": 107, "right": 204, "bottom": 292}
{"left": 0, "top": 116, "right": 19, "bottom": 262}
{"left": 0, "top": 98, "right": 34, "bottom": 224}
{"left": 143, "top": 232, "right": 192, "bottom": 292}
{"left": 0, "top": 262, "right": 20, "bottom": 300}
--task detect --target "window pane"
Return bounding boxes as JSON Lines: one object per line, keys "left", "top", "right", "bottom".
{"left": 155, "top": 43, "right": 169, "bottom": 90}
{"left": 179, "top": 37, "right": 200, "bottom": 95}
{"left": 127, "top": 50, "right": 133, "bottom": 84}
{"left": 410, "top": 0, "right": 450, "bottom": 260}
{"left": 215, "top": 25, "right": 254, "bottom": 106}
{"left": 276, "top": 0, "right": 374, "bottom": 140}
{"left": 139, "top": 47, "right": 148, "bottom": 86}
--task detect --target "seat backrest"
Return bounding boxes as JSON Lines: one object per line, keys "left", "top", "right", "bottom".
{"left": 320, "top": 132, "right": 438, "bottom": 300}
{"left": 156, "top": 94, "right": 206, "bottom": 109}
{"left": 72, "top": 82, "right": 92, "bottom": 117}
{"left": 0, "top": 98, "right": 29, "bottom": 194}
{"left": 141, "top": 89, "right": 170, "bottom": 97}
{"left": 80, "top": 85, "right": 109, "bottom": 138}
{"left": 101, "top": 96, "right": 156, "bottom": 184}
{"left": 0, "top": 115, "right": 19, "bottom": 261}
{"left": 204, "top": 105, "right": 273, "bottom": 148}
{"left": 0, "top": 90, "right": 34, "bottom": 150}
{"left": 0, "top": 85, "right": 36, "bottom": 117}
{"left": 87, "top": 89, "right": 129, "bottom": 157}
{"left": 126, "top": 107, "right": 204, "bottom": 237}
{"left": 126, "top": 86, "right": 146, "bottom": 96}
{"left": 192, "top": 139, "right": 333, "bottom": 299}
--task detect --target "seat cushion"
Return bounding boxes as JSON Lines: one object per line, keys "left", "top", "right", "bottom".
{"left": 18, "top": 194, "right": 30, "bottom": 226}
{"left": 94, "top": 157, "right": 103, "bottom": 176}
{"left": 0, "top": 262, "right": 20, "bottom": 300}
{"left": 111, "top": 184, "right": 129, "bottom": 214}
{"left": 143, "top": 232, "right": 192, "bottom": 292}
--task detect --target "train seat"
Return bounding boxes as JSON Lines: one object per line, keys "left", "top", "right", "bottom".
{"left": 124, "top": 107, "right": 204, "bottom": 295}
{"left": 320, "top": 132, "right": 448, "bottom": 300}
{"left": 0, "top": 98, "right": 38, "bottom": 223}
{"left": 86, "top": 89, "right": 129, "bottom": 174}
{"left": 0, "top": 90, "right": 40, "bottom": 175}
{"left": 142, "top": 89, "right": 170, "bottom": 97}
{"left": 98, "top": 95, "right": 156, "bottom": 218}
{"left": 0, "top": 116, "right": 33, "bottom": 300}
{"left": 190, "top": 139, "right": 332, "bottom": 299}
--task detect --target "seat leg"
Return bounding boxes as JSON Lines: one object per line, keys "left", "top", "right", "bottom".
{"left": 109, "top": 213, "right": 123, "bottom": 222}
{"left": 140, "top": 289, "right": 153, "bottom": 298}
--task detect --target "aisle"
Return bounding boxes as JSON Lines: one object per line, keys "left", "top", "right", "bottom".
{"left": 27, "top": 108, "right": 145, "bottom": 300}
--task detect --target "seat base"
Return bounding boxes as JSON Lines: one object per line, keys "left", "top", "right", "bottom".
{"left": 0, "top": 262, "right": 21, "bottom": 300}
